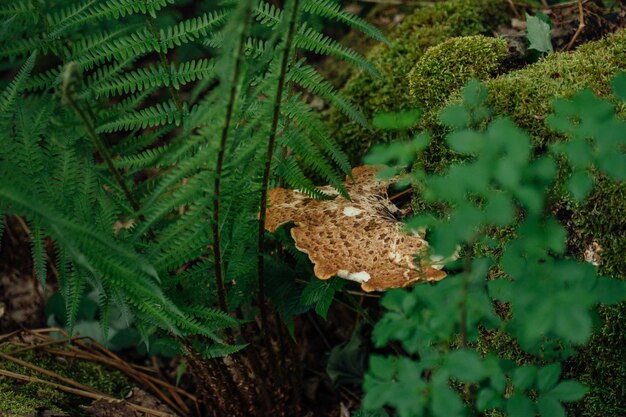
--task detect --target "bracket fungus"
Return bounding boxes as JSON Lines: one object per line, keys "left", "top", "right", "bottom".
{"left": 265, "top": 166, "right": 447, "bottom": 292}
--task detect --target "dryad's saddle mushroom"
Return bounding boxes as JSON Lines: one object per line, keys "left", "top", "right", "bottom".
{"left": 265, "top": 166, "right": 447, "bottom": 292}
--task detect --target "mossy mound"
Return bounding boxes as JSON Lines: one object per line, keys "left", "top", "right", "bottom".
{"left": 0, "top": 347, "right": 132, "bottom": 416}
{"left": 484, "top": 30, "right": 626, "bottom": 146}
{"left": 324, "top": 0, "right": 510, "bottom": 164}
{"left": 428, "top": 30, "right": 626, "bottom": 417}
{"left": 409, "top": 36, "right": 508, "bottom": 108}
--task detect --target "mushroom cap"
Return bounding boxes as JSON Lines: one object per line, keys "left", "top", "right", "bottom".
{"left": 265, "top": 166, "right": 447, "bottom": 291}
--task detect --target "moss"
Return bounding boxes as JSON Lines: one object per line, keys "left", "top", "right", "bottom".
{"left": 324, "top": 0, "right": 510, "bottom": 164}
{"left": 409, "top": 36, "right": 508, "bottom": 108}
{"left": 0, "top": 347, "right": 132, "bottom": 415}
{"left": 484, "top": 29, "right": 626, "bottom": 146}
{"left": 559, "top": 176, "right": 626, "bottom": 417}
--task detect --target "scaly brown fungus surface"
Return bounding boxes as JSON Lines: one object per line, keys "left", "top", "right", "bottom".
{"left": 265, "top": 166, "right": 447, "bottom": 292}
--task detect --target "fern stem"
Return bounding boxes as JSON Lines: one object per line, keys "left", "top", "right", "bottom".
{"left": 144, "top": 11, "right": 185, "bottom": 116}
{"left": 62, "top": 69, "right": 141, "bottom": 213}
{"left": 257, "top": 0, "right": 301, "bottom": 339}
{"left": 212, "top": 1, "right": 254, "bottom": 315}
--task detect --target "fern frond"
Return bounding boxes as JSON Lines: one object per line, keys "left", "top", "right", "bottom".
{"left": 29, "top": 221, "right": 48, "bottom": 288}
{"left": 81, "top": 57, "right": 136, "bottom": 98}
{"left": 275, "top": 157, "right": 331, "bottom": 199}
{"left": 98, "top": 288, "right": 112, "bottom": 342}
{"left": 282, "top": 95, "right": 352, "bottom": 176}
{"left": 97, "top": 100, "right": 185, "bottom": 133}
{"left": 0, "top": 1, "right": 37, "bottom": 20}
{"left": 95, "top": 59, "right": 215, "bottom": 98}
{"left": 70, "top": 26, "right": 140, "bottom": 60}
{"left": 78, "top": 28, "right": 154, "bottom": 69}
{"left": 111, "top": 126, "right": 172, "bottom": 156}
{"left": 80, "top": 12, "right": 226, "bottom": 69}
{"left": 48, "top": 0, "right": 98, "bottom": 37}
{"left": 278, "top": 126, "right": 348, "bottom": 198}
{"left": 183, "top": 305, "right": 239, "bottom": 327}
{"left": 159, "top": 12, "right": 229, "bottom": 49}
{"left": 253, "top": 2, "right": 283, "bottom": 27}
{"left": 0, "top": 52, "right": 36, "bottom": 114}
{"left": 139, "top": 170, "right": 213, "bottom": 237}
{"left": 115, "top": 144, "right": 172, "bottom": 170}
{"left": 24, "top": 66, "right": 62, "bottom": 91}
{"left": 0, "top": 36, "right": 56, "bottom": 60}
{"left": 295, "top": 25, "right": 379, "bottom": 77}
{"left": 288, "top": 60, "right": 368, "bottom": 127}
{"left": 252, "top": 3, "right": 378, "bottom": 76}
{"left": 88, "top": 0, "right": 176, "bottom": 21}
{"left": 66, "top": 272, "right": 87, "bottom": 334}
{"left": 302, "top": 0, "right": 388, "bottom": 44}
{"left": 199, "top": 343, "right": 247, "bottom": 359}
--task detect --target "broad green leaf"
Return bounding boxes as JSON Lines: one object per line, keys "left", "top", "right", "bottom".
{"left": 537, "top": 395, "right": 566, "bottom": 417}
{"left": 476, "top": 387, "right": 501, "bottom": 411}
{"left": 446, "top": 129, "right": 485, "bottom": 154}
{"left": 431, "top": 385, "right": 464, "bottom": 417}
{"left": 594, "top": 277, "right": 626, "bottom": 305}
{"left": 548, "top": 380, "right": 588, "bottom": 402}
{"left": 567, "top": 170, "right": 593, "bottom": 202}
{"left": 439, "top": 104, "right": 470, "bottom": 129}
{"left": 506, "top": 394, "right": 535, "bottom": 417}
{"left": 526, "top": 13, "right": 553, "bottom": 53}
{"left": 537, "top": 363, "right": 561, "bottom": 391}
{"left": 611, "top": 72, "right": 626, "bottom": 101}
{"left": 513, "top": 365, "right": 537, "bottom": 391}
{"left": 445, "top": 349, "right": 487, "bottom": 383}
{"left": 555, "top": 307, "right": 592, "bottom": 345}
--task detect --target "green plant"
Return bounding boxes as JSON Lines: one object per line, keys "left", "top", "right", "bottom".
{"left": 0, "top": 1, "right": 383, "bottom": 414}
{"left": 361, "top": 78, "right": 626, "bottom": 417}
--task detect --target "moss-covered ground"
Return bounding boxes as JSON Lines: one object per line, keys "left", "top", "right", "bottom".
{"left": 0, "top": 346, "right": 131, "bottom": 416}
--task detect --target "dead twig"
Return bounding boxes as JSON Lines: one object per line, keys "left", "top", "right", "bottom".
{"left": 565, "top": 0, "right": 586, "bottom": 50}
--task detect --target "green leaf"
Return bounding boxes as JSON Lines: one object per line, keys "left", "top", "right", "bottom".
{"left": 526, "top": 12, "right": 553, "bottom": 53}
{"left": 506, "top": 394, "right": 535, "bottom": 417}
{"left": 484, "top": 193, "right": 515, "bottom": 226}
{"left": 567, "top": 170, "right": 593, "bottom": 202}
{"left": 594, "top": 277, "right": 626, "bottom": 305}
{"left": 548, "top": 380, "right": 588, "bottom": 402}
{"left": 612, "top": 72, "right": 626, "bottom": 101}
{"left": 513, "top": 365, "right": 537, "bottom": 391}
{"left": 439, "top": 104, "right": 470, "bottom": 129}
{"left": 537, "top": 395, "right": 566, "bottom": 417}
{"left": 431, "top": 385, "right": 464, "bottom": 417}
{"left": 555, "top": 307, "right": 592, "bottom": 345}
{"left": 368, "top": 355, "right": 395, "bottom": 381}
{"left": 327, "top": 328, "right": 366, "bottom": 386}
{"left": 446, "top": 130, "right": 485, "bottom": 154}
{"left": 445, "top": 349, "right": 487, "bottom": 383}
{"left": 476, "top": 387, "right": 501, "bottom": 411}
{"left": 537, "top": 363, "right": 561, "bottom": 391}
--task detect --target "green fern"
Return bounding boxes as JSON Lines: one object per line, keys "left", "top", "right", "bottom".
{"left": 302, "top": 0, "right": 388, "bottom": 44}
{"left": 0, "top": 0, "right": 380, "bottom": 363}
{"left": 0, "top": 52, "right": 36, "bottom": 114}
